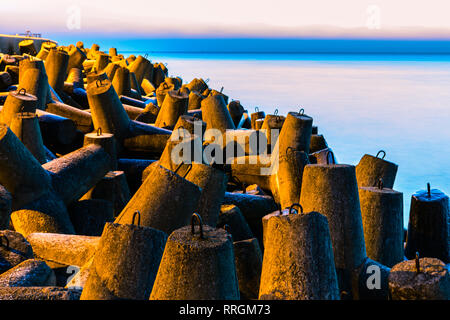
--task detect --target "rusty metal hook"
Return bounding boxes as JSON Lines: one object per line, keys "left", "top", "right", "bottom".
{"left": 289, "top": 203, "right": 303, "bottom": 215}
{"left": 415, "top": 252, "right": 420, "bottom": 274}
{"left": 205, "top": 78, "right": 210, "bottom": 84}
{"left": 191, "top": 213, "right": 204, "bottom": 239}
{"left": 376, "top": 150, "right": 386, "bottom": 160}
{"left": 132, "top": 210, "right": 141, "bottom": 226}
{"left": 377, "top": 178, "right": 384, "bottom": 190}
{"left": 95, "top": 79, "right": 102, "bottom": 88}
{"left": 0, "top": 235, "right": 9, "bottom": 249}
{"left": 18, "top": 88, "right": 26, "bottom": 95}
{"left": 298, "top": 108, "right": 304, "bottom": 115}
{"left": 220, "top": 86, "right": 224, "bottom": 93}
{"left": 326, "top": 150, "right": 335, "bottom": 165}
{"left": 97, "top": 127, "right": 102, "bottom": 136}
{"left": 274, "top": 109, "right": 278, "bottom": 115}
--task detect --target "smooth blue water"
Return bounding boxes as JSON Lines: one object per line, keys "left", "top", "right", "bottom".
{"left": 100, "top": 46, "right": 450, "bottom": 226}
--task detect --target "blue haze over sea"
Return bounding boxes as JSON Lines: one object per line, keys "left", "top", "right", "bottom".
{"left": 59, "top": 37, "right": 450, "bottom": 227}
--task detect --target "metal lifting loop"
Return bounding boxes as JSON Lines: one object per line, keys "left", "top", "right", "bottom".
{"left": 222, "top": 224, "right": 231, "bottom": 234}
{"left": 97, "top": 127, "right": 102, "bottom": 136}
{"left": 220, "top": 86, "right": 224, "bottom": 93}
{"left": 205, "top": 78, "right": 210, "bottom": 84}
{"left": 298, "top": 108, "right": 304, "bottom": 115}
{"left": 415, "top": 252, "right": 421, "bottom": 274}
{"left": 326, "top": 150, "right": 336, "bottom": 165}
{"left": 18, "top": 88, "right": 26, "bottom": 96}
{"left": 377, "top": 178, "right": 384, "bottom": 190}
{"left": 191, "top": 213, "right": 204, "bottom": 239}
{"left": 0, "top": 235, "right": 9, "bottom": 249}
{"left": 177, "top": 125, "right": 185, "bottom": 139}
{"left": 289, "top": 203, "right": 303, "bottom": 215}
{"left": 376, "top": 150, "right": 386, "bottom": 159}
{"left": 255, "top": 107, "right": 259, "bottom": 112}
{"left": 274, "top": 109, "right": 278, "bottom": 115}
{"left": 132, "top": 210, "right": 141, "bottom": 226}
{"left": 95, "top": 79, "right": 102, "bottom": 88}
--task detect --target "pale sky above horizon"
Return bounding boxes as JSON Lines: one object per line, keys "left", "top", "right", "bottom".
{"left": 2, "top": 0, "right": 450, "bottom": 38}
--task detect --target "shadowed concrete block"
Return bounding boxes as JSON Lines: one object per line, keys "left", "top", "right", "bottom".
{"left": 115, "top": 163, "right": 201, "bottom": 234}
{"left": 389, "top": 257, "right": 450, "bottom": 300}
{"left": 0, "top": 259, "right": 56, "bottom": 287}
{"left": 112, "top": 66, "right": 131, "bottom": 97}
{"left": 81, "top": 222, "right": 167, "bottom": 300}
{"left": 405, "top": 187, "right": 449, "bottom": 263}
{"left": 300, "top": 164, "right": 366, "bottom": 297}
{"left": 223, "top": 192, "right": 278, "bottom": 249}
{"left": 217, "top": 205, "right": 253, "bottom": 242}
{"left": 359, "top": 186, "right": 404, "bottom": 267}
{"left": 356, "top": 153, "right": 398, "bottom": 189}
{"left": 309, "top": 134, "right": 328, "bottom": 153}
{"left": 0, "top": 89, "right": 38, "bottom": 126}
{"left": 259, "top": 211, "right": 340, "bottom": 300}
{"left": 45, "top": 102, "right": 93, "bottom": 134}
{"left": 278, "top": 111, "right": 313, "bottom": 155}
{"left": 43, "top": 144, "right": 112, "bottom": 205}
{"left": 117, "top": 158, "right": 155, "bottom": 194}
{"left": 0, "top": 230, "right": 34, "bottom": 274}
{"left": 150, "top": 223, "right": 239, "bottom": 300}
{"left": 0, "top": 186, "right": 12, "bottom": 229}
{"left": 83, "top": 132, "right": 117, "bottom": 170}
{"left": 234, "top": 238, "right": 262, "bottom": 300}
{"left": 68, "top": 199, "right": 114, "bottom": 236}
{"left": 45, "top": 48, "right": 69, "bottom": 94}
{"left": 353, "top": 257, "right": 390, "bottom": 300}
{"left": 26, "top": 233, "right": 99, "bottom": 268}
{"left": 155, "top": 90, "right": 188, "bottom": 128}
{"left": 0, "top": 287, "right": 81, "bottom": 300}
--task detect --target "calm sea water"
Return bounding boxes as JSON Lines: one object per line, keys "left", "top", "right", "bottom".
{"left": 126, "top": 52, "right": 450, "bottom": 226}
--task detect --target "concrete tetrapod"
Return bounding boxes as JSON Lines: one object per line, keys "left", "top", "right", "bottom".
{"left": 80, "top": 221, "right": 167, "bottom": 300}
{"left": 259, "top": 207, "right": 340, "bottom": 300}
{"left": 115, "top": 163, "right": 201, "bottom": 235}
{"left": 233, "top": 237, "right": 263, "bottom": 300}
{"left": 250, "top": 108, "right": 265, "bottom": 130}
{"left": 150, "top": 214, "right": 240, "bottom": 300}
{"left": 83, "top": 131, "right": 118, "bottom": 170}
{"left": 45, "top": 48, "right": 69, "bottom": 94}
{"left": 405, "top": 185, "right": 449, "bottom": 263}
{"left": 201, "top": 94, "right": 236, "bottom": 133}
{"left": 154, "top": 90, "right": 188, "bottom": 128}
{"left": 10, "top": 112, "right": 48, "bottom": 164}
{"left": 278, "top": 110, "right": 313, "bottom": 156}
{"left": 0, "top": 186, "right": 12, "bottom": 229}
{"left": 355, "top": 151, "right": 398, "bottom": 189}
{"left": 359, "top": 183, "right": 404, "bottom": 267}
{"left": 0, "top": 230, "right": 34, "bottom": 274}
{"left": 217, "top": 205, "right": 254, "bottom": 242}
{"left": 299, "top": 164, "right": 367, "bottom": 297}
{"left": 0, "top": 259, "right": 56, "bottom": 287}
{"left": 0, "top": 88, "right": 38, "bottom": 127}
{"left": 389, "top": 257, "right": 450, "bottom": 300}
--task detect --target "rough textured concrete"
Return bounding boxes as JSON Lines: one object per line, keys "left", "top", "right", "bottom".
{"left": 1, "top": 89, "right": 38, "bottom": 126}
{"left": 0, "top": 259, "right": 56, "bottom": 287}
{"left": 353, "top": 257, "right": 390, "bottom": 300}
{"left": 233, "top": 238, "right": 263, "bottom": 300}
{"left": 309, "top": 134, "right": 328, "bottom": 153}
{"left": 0, "top": 287, "right": 81, "bottom": 300}
{"left": 250, "top": 110, "right": 265, "bottom": 130}
{"left": 26, "top": 233, "right": 99, "bottom": 268}
{"left": 222, "top": 192, "right": 278, "bottom": 249}
{"left": 300, "top": 164, "right": 367, "bottom": 297}
{"left": 45, "top": 101, "right": 93, "bottom": 133}
{"left": 115, "top": 163, "right": 201, "bottom": 235}
{"left": 271, "top": 149, "right": 309, "bottom": 209}
{"left": 278, "top": 111, "right": 313, "bottom": 155}
{"left": 155, "top": 90, "right": 188, "bottom": 128}
{"left": 0, "top": 230, "right": 34, "bottom": 274}
{"left": 0, "top": 124, "right": 52, "bottom": 210}
{"left": 43, "top": 144, "right": 111, "bottom": 205}
{"left": 112, "top": 66, "right": 131, "bottom": 97}
{"left": 150, "top": 224, "right": 239, "bottom": 300}
{"left": 259, "top": 211, "right": 340, "bottom": 300}
{"left": 83, "top": 132, "right": 118, "bottom": 170}
{"left": 201, "top": 95, "right": 235, "bottom": 133}
{"left": 184, "top": 164, "right": 227, "bottom": 227}
{"left": 405, "top": 188, "right": 449, "bottom": 263}
{"left": 389, "top": 258, "right": 450, "bottom": 300}
{"left": 356, "top": 153, "right": 398, "bottom": 189}
{"left": 359, "top": 186, "right": 404, "bottom": 267}
{"left": 217, "top": 205, "right": 254, "bottom": 242}
{"left": 0, "top": 185, "right": 12, "bottom": 229}
{"left": 81, "top": 222, "right": 167, "bottom": 300}
{"left": 81, "top": 171, "right": 131, "bottom": 217}
{"left": 45, "top": 48, "right": 69, "bottom": 93}
{"left": 36, "top": 110, "right": 77, "bottom": 146}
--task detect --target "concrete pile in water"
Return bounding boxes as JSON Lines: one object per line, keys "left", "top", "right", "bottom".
{"left": 0, "top": 39, "right": 448, "bottom": 301}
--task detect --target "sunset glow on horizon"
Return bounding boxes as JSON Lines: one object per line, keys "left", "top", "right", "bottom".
{"left": 2, "top": 0, "right": 450, "bottom": 39}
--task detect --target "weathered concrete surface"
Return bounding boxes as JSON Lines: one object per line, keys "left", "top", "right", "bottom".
{"left": 259, "top": 212, "right": 340, "bottom": 300}
{"left": 217, "top": 204, "right": 254, "bottom": 242}
{"left": 389, "top": 258, "right": 450, "bottom": 300}
{"left": 26, "top": 233, "right": 99, "bottom": 268}
{"left": 234, "top": 238, "right": 262, "bottom": 300}
{"left": 0, "top": 286, "right": 81, "bottom": 300}
{"left": 356, "top": 154, "right": 398, "bottom": 189}
{"left": 0, "top": 259, "right": 56, "bottom": 287}
{"left": 150, "top": 225, "right": 239, "bottom": 300}
{"left": 0, "top": 230, "right": 34, "bottom": 274}
{"left": 81, "top": 223, "right": 167, "bottom": 300}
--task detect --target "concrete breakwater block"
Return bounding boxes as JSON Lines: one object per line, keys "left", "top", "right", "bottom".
{"left": 234, "top": 237, "right": 263, "bottom": 300}
{"left": 0, "top": 259, "right": 56, "bottom": 287}
{"left": 217, "top": 204, "right": 254, "bottom": 242}
{"left": 80, "top": 222, "right": 167, "bottom": 300}
{"left": 0, "top": 230, "right": 34, "bottom": 274}
{"left": 356, "top": 151, "right": 398, "bottom": 189}
{"left": 150, "top": 215, "right": 239, "bottom": 300}
{"left": 0, "top": 286, "right": 81, "bottom": 300}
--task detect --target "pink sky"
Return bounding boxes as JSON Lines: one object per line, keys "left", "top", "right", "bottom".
{"left": 2, "top": 0, "right": 450, "bottom": 38}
